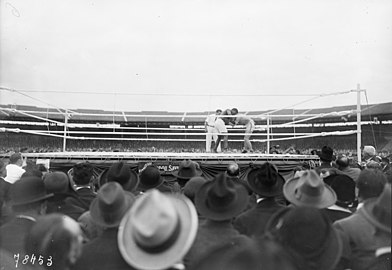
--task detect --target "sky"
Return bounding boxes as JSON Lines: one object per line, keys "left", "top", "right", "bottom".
{"left": 0, "top": 0, "right": 391, "bottom": 113}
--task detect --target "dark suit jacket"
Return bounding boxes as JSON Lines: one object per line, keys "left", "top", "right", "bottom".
{"left": 46, "top": 193, "right": 86, "bottom": 220}
{"left": 67, "top": 187, "right": 96, "bottom": 211}
{"left": 184, "top": 219, "right": 250, "bottom": 269}
{"left": 233, "top": 197, "right": 286, "bottom": 237}
{"left": 0, "top": 217, "right": 35, "bottom": 254}
{"left": 72, "top": 228, "right": 136, "bottom": 270}
{"left": 323, "top": 207, "right": 352, "bottom": 223}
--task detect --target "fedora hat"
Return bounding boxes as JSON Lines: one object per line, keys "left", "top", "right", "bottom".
{"left": 195, "top": 173, "right": 249, "bottom": 221}
{"left": 138, "top": 165, "right": 164, "bottom": 190}
{"left": 90, "top": 182, "right": 135, "bottom": 228}
{"left": 172, "top": 160, "right": 202, "bottom": 180}
{"left": 324, "top": 174, "right": 356, "bottom": 207}
{"left": 317, "top": 146, "right": 333, "bottom": 162}
{"left": 265, "top": 207, "right": 343, "bottom": 270}
{"left": 283, "top": 170, "right": 336, "bottom": 208}
{"left": 247, "top": 162, "right": 285, "bottom": 197}
{"left": 100, "top": 162, "right": 139, "bottom": 192}
{"left": 11, "top": 176, "right": 54, "bottom": 206}
{"left": 118, "top": 189, "right": 198, "bottom": 270}
{"left": 360, "top": 184, "right": 391, "bottom": 233}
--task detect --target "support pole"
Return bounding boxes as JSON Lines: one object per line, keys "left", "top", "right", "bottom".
{"left": 267, "top": 116, "right": 270, "bottom": 154}
{"left": 63, "top": 111, "right": 68, "bottom": 152}
{"left": 356, "top": 84, "right": 362, "bottom": 164}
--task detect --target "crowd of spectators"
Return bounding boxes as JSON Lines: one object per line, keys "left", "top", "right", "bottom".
{"left": 0, "top": 145, "right": 391, "bottom": 270}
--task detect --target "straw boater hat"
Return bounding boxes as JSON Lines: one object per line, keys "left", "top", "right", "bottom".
{"left": 195, "top": 173, "right": 249, "bottom": 221}
{"left": 247, "top": 162, "right": 285, "bottom": 197}
{"left": 90, "top": 182, "right": 135, "bottom": 228}
{"left": 265, "top": 207, "right": 343, "bottom": 270}
{"left": 172, "top": 160, "right": 202, "bottom": 180}
{"left": 360, "top": 183, "right": 391, "bottom": 233}
{"left": 283, "top": 170, "right": 336, "bottom": 208}
{"left": 118, "top": 189, "right": 198, "bottom": 270}
{"left": 11, "top": 176, "right": 53, "bottom": 206}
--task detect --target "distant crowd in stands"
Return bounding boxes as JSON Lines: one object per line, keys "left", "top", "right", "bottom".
{"left": 0, "top": 145, "right": 391, "bottom": 270}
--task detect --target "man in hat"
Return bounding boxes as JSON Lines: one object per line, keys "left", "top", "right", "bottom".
{"left": 204, "top": 109, "right": 222, "bottom": 153}
{"left": 265, "top": 206, "right": 343, "bottom": 270}
{"left": 184, "top": 173, "right": 250, "bottom": 269}
{"left": 356, "top": 168, "right": 387, "bottom": 210}
{"left": 334, "top": 184, "right": 391, "bottom": 270}
{"left": 118, "top": 189, "right": 198, "bottom": 270}
{"left": 138, "top": 164, "right": 180, "bottom": 194}
{"left": 323, "top": 174, "right": 356, "bottom": 222}
{"left": 315, "top": 146, "right": 341, "bottom": 177}
{"left": 24, "top": 214, "right": 84, "bottom": 270}
{"left": 4, "top": 152, "right": 26, "bottom": 184}
{"left": 105, "top": 162, "right": 139, "bottom": 192}
{"left": 0, "top": 176, "right": 53, "bottom": 254}
{"left": 73, "top": 182, "right": 136, "bottom": 270}
{"left": 230, "top": 108, "right": 255, "bottom": 153}
{"left": 172, "top": 160, "right": 203, "bottom": 188}
{"left": 283, "top": 169, "right": 337, "bottom": 209}
{"left": 43, "top": 171, "right": 86, "bottom": 220}
{"left": 234, "top": 162, "right": 286, "bottom": 237}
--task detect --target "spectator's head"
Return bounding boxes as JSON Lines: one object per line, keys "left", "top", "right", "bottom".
{"left": 9, "top": 152, "right": 23, "bottom": 166}
{"left": 283, "top": 170, "right": 336, "bottom": 209}
{"left": 104, "top": 162, "right": 139, "bottom": 192}
{"left": 265, "top": 207, "right": 343, "bottom": 270}
{"left": 10, "top": 176, "right": 53, "bottom": 215}
{"left": 182, "top": 176, "right": 208, "bottom": 204}
{"left": 90, "top": 182, "right": 135, "bottom": 229}
{"left": 231, "top": 108, "right": 239, "bottom": 115}
{"left": 357, "top": 169, "right": 387, "bottom": 201}
{"left": 25, "top": 214, "right": 84, "bottom": 270}
{"left": 360, "top": 184, "right": 391, "bottom": 234}
{"left": 336, "top": 155, "right": 350, "bottom": 169}
{"left": 318, "top": 146, "right": 333, "bottom": 163}
{"left": 72, "top": 162, "right": 94, "bottom": 186}
{"left": 215, "top": 109, "right": 222, "bottom": 115}
{"left": 21, "top": 169, "right": 43, "bottom": 179}
{"left": 324, "top": 174, "right": 356, "bottom": 208}
{"left": 43, "top": 171, "right": 71, "bottom": 194}
{"left": 172, "top": 160, "right": 202, "bottom": 187}
{"left": 118, "top": 190, "right": 198, "bottom": 270}
{"left": 363, "top": 145, "right": 376, "bottom": 159}
{"left": 247, "top": 162, "right": 284, "bottom": 198}
{"left": 226, "top": 162, "right": 240, "bottom": 179}
{"left": 195, "top": 173, "right": 249, "bottom": 221}
{"left": 138, "top": 165, "right": 163, "bottom": 191}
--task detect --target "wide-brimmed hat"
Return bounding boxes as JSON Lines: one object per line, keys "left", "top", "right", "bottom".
{"left": 324, "top": 174, "right": 356, "bottom": 207}
{"left": 182, "top": 176, "right": 208, "bottom": 203}
{"left": 247, "top": 162, "right": 285, "bottom": 197}
{"left": 283, "top": 170, "right": 336, "bottom": 208}
{"left": 99, "top": 162, "right": 139, "bottom": 192}
{"left": 172, "top": 160, "right": 202, "bottom": 180}
{"left": 360, "top": 184, "right": 391, "bottom": 233}
{"left": 118, "top": 189, "right": 198, "bottom": 270}
{"left": 195, "top": 173, "right": 249, "bottom": 221}
{"left": 90, "top": 182, "right": 135, "bottom": 228}
{"left": 265, "top": 207, "right": 343, "bottom": 270}
{"left": 317, "top": 146, "right": 334, "bottom": 162}
{"left": 11, "top": 176, "right": 54, "bottom": 206}
{"left": 138, "top": 165, "right": 164, "bottom": 190}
